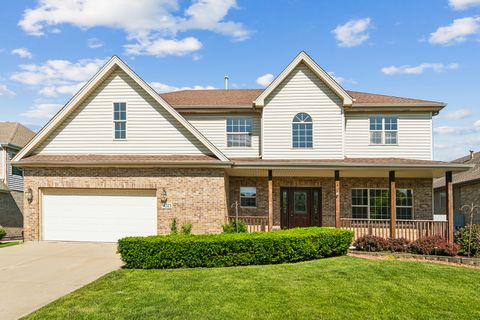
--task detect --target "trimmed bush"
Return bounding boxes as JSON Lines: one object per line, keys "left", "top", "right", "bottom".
{"left": 354, "top": 235, "right": 388, "bottom": 252}
{"left": 409, "top": 236, "right": 459, "bottom": 256}
{"left": 118, "top": 227, "right": 354, "bottom": 269}
{"left": 456, "top": 224, "right": 480, "bottom": 257}
{"left": 0, "top": 226, "right": 5, "bottom": 241}
{"left": 222, "top": 220, "right": 247, "bottom": 233}
{"left": 387, "top": 238, "right": 411, "bottom": 252}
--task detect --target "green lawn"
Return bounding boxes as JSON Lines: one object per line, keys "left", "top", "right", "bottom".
{"left": 0, "top": 241, "right": 20, "bottom": 248}
{"left": 24, "top": 256, "right": 480, "bottom": 320}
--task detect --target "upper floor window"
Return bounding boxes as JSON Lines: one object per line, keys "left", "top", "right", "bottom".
{"left": 369, "top": 116, "right": 397, "bottom": 145}
{"left": 227, "top": 118, "right": 252, "bottom": 147}
{"left": 10, "top": 153, "right": 22, "bottom": 176}
{"left": 114, "top": 102, "right": 126, "bottom": 140}
{"left": 292, "top": 113, "right": 313, "bottom": 148}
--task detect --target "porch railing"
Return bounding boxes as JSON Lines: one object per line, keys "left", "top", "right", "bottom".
{"left": 227, "top": 216, "right": 268, "bottom": 232}
{"left": 340, "top": 218, "right": 448, "bottom": 242}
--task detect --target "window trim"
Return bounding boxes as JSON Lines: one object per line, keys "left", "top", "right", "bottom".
{"left": 292, "top": 112, "right": 314, "bottom": 149}
{"left": 239, "top": 186, "right": 257, "bottom": 208}
{"left": 369, "top": 116, "right": 398, "bottom": 146}
{"left": 226, "top": 117, "right": 253, "bottom": 148}
{"left": 351, "top": 188, "right": 414, "bottom": 220}
{"left": 113, "top": 102, "right": 127, "bottom": 140}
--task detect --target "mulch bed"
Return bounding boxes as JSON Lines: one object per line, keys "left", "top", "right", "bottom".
{"left": 349, "top": 250, "right": 480, "bottom": 268}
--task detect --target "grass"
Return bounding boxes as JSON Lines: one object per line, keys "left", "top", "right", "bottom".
{"left": 24, "top": 256, "right": 480, "bottom": 320}
{"left": 0, "top": 241, "right": 21, "bottom": 248}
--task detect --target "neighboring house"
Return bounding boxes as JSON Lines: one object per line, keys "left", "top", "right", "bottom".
{"left": 434, "top": 151, "right": 480, "bottom": 227}
{"left": 0, "top": 122, "right": 35, "bottom": 238}
{"left": 13, "top": 52, "right": 469, "bottom": 242}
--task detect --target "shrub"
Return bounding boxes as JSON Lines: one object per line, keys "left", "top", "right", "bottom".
{"left": 409, "top": 236, "right": 458, "bottom": 256}
{"left": 0, "top": 226, "right": 5, "bottom": 241}
{"left": 353, "top": 235, "right": 388, "bottom": 252}
{"left": 118, "top": 227, "right": 354, "bottom": 269}
{"left": 181, "top": 224, "right": 192, "bottom": 235}
{"left": 387, "top": 238, "right": 410, "bottom": 252}
{"left": 170, "top": 218, "right": 178, "bottom": 235}
{"left": 456, "top": 224, "right": 480, "bottom": 257}
{"left": 222, "top": 220, "right": 247, "bottom": 233}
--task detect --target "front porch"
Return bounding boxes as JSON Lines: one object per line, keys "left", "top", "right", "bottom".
{"left": 225, "top": 159, "right": 467, "bottom": 242}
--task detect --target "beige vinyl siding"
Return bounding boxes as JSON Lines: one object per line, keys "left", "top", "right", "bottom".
{"left": 262, "top": 63, "right": 344, "bottom": 159}
{"left": 7, "top": 149, "right": 23, "bottom": 191}
{"left": 35, "top": 68, "right": 211, "bottom": 155}
{"left": 344, "top": 112, "right": 433, "bottom": 160}
{"left": 0, "top": 147, "right": 4, "bottom": 180}
{"left": 185, "top": 113, "right": 261, "bottom": 158}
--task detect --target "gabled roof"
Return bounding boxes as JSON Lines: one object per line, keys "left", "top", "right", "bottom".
{"left": 433, "top": 151, "right": 480, "bottom": 188}
{"left": 161, "top": 89, "right": 444, "bottom": 110}
{"left": 13, "top": 56, "right": 229, "bottom": 163}
{"left": 254, "top": 51, "right": 354, "bottom": 107}
{"left": 0, "top": 122, "right": 35, "bottom": 149}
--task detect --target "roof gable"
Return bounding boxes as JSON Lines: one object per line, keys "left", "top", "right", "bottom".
{"left": 0, "top": 122, "right": 35, "bottom": 148}
{"left": 254, "top": 51, "right": 354, "bottom": 107}
{"left": 13, "top": 56, "right": 229, "bottom": 162}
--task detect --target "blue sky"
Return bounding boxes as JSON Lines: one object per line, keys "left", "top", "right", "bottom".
{"left": 0, "top": 0, "right": 479, "bottom": 160}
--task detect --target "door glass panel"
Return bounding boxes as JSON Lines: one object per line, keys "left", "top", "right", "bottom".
{"left": 294, "top": 192, "right": 307, "bottom": 214}
{"left": 312, "top": 190, "right": 319, "bottom": 226}
{"left": 281, "top": 190, "right": 288, "bottom": 228}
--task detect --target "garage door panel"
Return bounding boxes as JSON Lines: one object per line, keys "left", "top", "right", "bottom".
{"left": 42, "top": 190, "right": 157, "bottom": 242}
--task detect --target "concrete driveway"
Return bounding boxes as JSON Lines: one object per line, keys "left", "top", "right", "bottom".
{"left": 0, "top": 241, "right": 122, "bottom": 320}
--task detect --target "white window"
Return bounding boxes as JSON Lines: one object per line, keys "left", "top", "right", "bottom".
{"left": 114, "top": 102, "right": 126, "bottom": 140}
{"left": 227, "top": 118, "right": 252, "bottom": 147}
{"left": 292, "top": 113, "right": 313, "bottom": 148}
{"left": 369, "top": 116, "right": 397, "bottom": 145}
{"left": 240, "top": 187, "right": 256, "bottom": 207}
{"left": 351, "top": 188, "right": 413, "bottom": 220}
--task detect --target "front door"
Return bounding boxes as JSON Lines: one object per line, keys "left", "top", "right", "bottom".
{"left": 280, "top": 187, "right": 322, "bottom": 228}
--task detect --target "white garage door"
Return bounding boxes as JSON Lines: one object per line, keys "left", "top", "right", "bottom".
{"left": 42, "top": 189, "right": 157, "bottom": 242}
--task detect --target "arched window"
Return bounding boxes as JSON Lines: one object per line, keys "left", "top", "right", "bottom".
{"left": 292, "top": 113, "right": 313, "bottom": 148}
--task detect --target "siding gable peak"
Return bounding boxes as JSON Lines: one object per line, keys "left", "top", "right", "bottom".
{"left": 254, "top": 51, "right": 354, "bottom": 107}
{"left": 13, "top": 56, "right": 229, "bottom": 162}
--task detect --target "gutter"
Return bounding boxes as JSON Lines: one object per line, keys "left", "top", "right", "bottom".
{"left": 14, "top": 160, "right": 234, "bottom": 169}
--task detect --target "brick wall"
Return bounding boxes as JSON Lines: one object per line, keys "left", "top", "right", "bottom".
{"left": 458, "top": 183, "right": 480, "bottom": 224}
{"left": 23, "top": 167, "right": 226, "bottom": 241}
{"left": 228, "top": 176, "right": 434, "bottom": 227}
{"left": 0, "top": 190, "right": 23, "bottom": 238}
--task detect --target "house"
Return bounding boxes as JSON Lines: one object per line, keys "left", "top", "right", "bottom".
{"left": 0, "top": 122, "right": 35, "bottom": 238}
{"left": 13, "top": 52, "right": 470, "bottom": 243}
{"left": 434, "top": 151, "right": 480, "bottom": 227}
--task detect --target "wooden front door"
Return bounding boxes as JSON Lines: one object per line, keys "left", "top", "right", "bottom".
{"left": 280, "top": 187, "right": 322, "bottom": 228}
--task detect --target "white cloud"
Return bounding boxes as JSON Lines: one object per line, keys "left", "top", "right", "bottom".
{"left": 433, "top": 125, "right": 474, "bottom": 135}
{"left": 449, "top": 0, "right": 480, "bottom": 10}
{"left": 332, "top": 18, "right": 371, "bottom": 48}
{"left": 18, "top": 0, "right": 250, "bottom": 57}
{"left": 443, "top": 109, "right": 472, "bottom": 120}
{"left": 87, "top": 38, "right": 103, "bottom": 49}
{"left": 10, "top": 58, "right": 106, "bottom": 96}
{"left": 150, "top": 81, "right": 215, "bottom": 93}
{"left": 0, "top": 84, "right": 16, "bottom": 97}
{"left": 11, "top": 48, "right": 33, "bottom": 59}
{"left": 256, "top": 73, "right": 274, "bottom": 87}
{"left": 381, "top": 63, "right": 459, "bottom": 75}
{"left": 21, "top": 103, "right": 62, "bottom": 119}
{"left": 429, "top": 17, "right": 480, "bottom": 45}
{"left": 124, "top": 37, "right": 202, "bottom": 57}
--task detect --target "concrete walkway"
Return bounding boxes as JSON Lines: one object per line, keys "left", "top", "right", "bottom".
{"left": 0, "top": 241, "right": 122, "bottom": 320}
